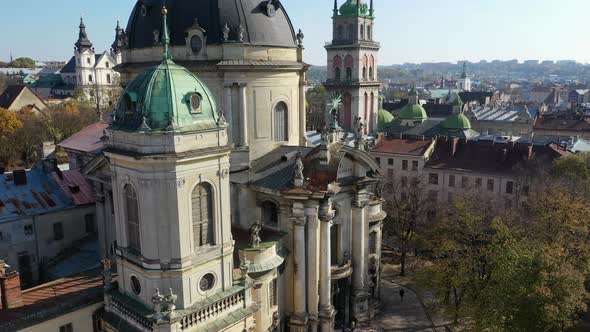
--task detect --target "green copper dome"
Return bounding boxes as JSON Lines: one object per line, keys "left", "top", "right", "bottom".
{"left": 377, "top": 109, "right": 394, "bottom": 131}
{"left": 339, "top": 0, "right": 370, "bottom": 17}
{"left": 111, "top": 60, "right": 220, "bottom": 132}
{"left": 399, "top": 104, "right": 427, "bottom": 120}
{"left": 441, "top": 114, "right": 472, "bottom": 130}
{"left": 111, "top": 7, "right": 221, "bottom": 133}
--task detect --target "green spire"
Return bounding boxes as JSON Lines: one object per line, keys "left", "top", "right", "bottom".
{"left": 162, "top": 6, "right": 172, "bottom": 61}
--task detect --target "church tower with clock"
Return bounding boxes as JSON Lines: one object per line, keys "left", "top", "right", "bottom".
{"left": 324, "top": 0, "right": 381, "bottom": 134}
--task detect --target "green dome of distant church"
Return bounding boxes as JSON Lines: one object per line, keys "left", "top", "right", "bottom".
{"left": 399, "top": 104, "right": 427, "bottom": 120}
{"left": 339, "top": 0, "right": 371, "bottom": 17}
{"left": 111, "top": 7, "right": 220, "bottom": 133}
{"left": 377, "top": 109, "right": 394, "bottom": 131}
{"left": 441, "top": 114, "right": 472, "bottom": 130}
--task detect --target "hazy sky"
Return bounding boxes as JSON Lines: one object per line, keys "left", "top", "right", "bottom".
{"left": 2, "top": 0, "right": 590, "bottom": 65}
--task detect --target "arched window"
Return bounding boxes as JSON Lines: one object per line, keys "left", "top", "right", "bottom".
{"left": 364, "top": 92, "right": 369, "bottom": 133}
{"left": 261, "top": 201, "right": 279, "bottom": 228}
{"left": 362, "top": 67, "right": 367, "bottom": 81}
{"left": 337, "top": 25, "right": 343, "bottom": 39}
{"left": 273, "top": 102, "right": 288, "bottom": 142}
{"left": 192, "top": 183, "right": 214, "bottom": 248}
{"left": 88, "top": 74, "right": 93, "bottom": 83}
{"left": 344, "top": 55, "right": 353, "bottom": 81}
{"left": 124, "top": 185, "right": 141, "bottom": 253}
{"left": 369, "top": 67, "right": 374, "bottom": 81}
{"left": 368, "top": 25, "right": 373, "bottom": 40}
{"left": 343, "top": 93, "right": 352, "bottom": 129}
{"left": 347, "top": 24, "right": 354, "bottom": 39}
{"left": 333, "top": 55, "right": 342, "bottom": 82}
{"left": 346, "top": 67, "right": 352, "bottom": 81}
{"left": 105, "top": 62, "right": 110, "bottom": 68}
{"left": 86, "top": 57, "right": 90, "bottom": 65}
{"left": 360, "top": 25, "right": 365, "bottom": 40}
{"left": 370, "top": 92, "right": 375, "bottom": 132}
{"left": 107, "top": 74, "right": 112, "bottom": 84}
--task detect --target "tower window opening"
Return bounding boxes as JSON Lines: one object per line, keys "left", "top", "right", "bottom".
{"left": 346, "top": 67, "right": 352, "bottom": 81}
{"left": 273, "top": 102, "right": 288, "bottom": 142}
{"left": 192, "top": 183, "right": 214, "bottom": 248}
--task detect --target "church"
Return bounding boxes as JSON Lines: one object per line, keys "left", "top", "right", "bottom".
{"left": 0, "top": 1, "right": 386, "bottom": 332}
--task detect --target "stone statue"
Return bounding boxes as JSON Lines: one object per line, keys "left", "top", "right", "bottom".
{"left": 327, "top": 94, "right": 342, "bottom": 129}
{"left": 294, "top": 153, "right": 304, "bottom": 187}
{"left": 237, "top": 24, "right": 245, "bottom": 42}
{"left": 152, "top": 288, "right": 164, "bottom": 320}
{"left": 249, "top": 223, "right": 262, "bottom": 248}
{"left": 138, "top": 116, "right": 151, "bottom": 132}
{"left": 153, "top": 29, "right": 160, "bottom": 45}
{"left": 296, "top": 29, "right": 304, "bottom": 47}
{"left": 165, "top": 288, "right": 177, "bottom": 317}
{"left": 222, "top": 23, "right": 230, "bottom": 42}
{"left": 101, "top": 259, "right": 113, "bottom": 290}
{"left": 354, "top": 117, "right": 365, "bottom": 149}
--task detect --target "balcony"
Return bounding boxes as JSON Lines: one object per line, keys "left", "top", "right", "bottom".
{"left": 179, "top": 286, "right": 247, "bottom": 330}
{"left": 331, "top": 260, "right": 353, "bottom": 280}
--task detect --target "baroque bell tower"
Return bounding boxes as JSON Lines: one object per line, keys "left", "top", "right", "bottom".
{"left": 325, "top": 0, "right": 380, "bottom": 134}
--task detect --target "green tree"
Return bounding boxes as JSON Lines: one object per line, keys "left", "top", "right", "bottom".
{"left": 9, "top": 57, "right": 36, "bottom": 68}
{"left": 552, "top": 153, "right": 590, "bottom": 197}
{"left": 306, "top": 85, "right": 328, "bottom": 130}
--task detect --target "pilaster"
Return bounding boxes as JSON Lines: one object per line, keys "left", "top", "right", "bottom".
{"left": 319, "top": 201, "right": 336, "bottom": 332}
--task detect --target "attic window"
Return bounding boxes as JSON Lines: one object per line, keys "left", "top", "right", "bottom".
{"left": 189, "top": 93, "right": 202, "bottom": 113}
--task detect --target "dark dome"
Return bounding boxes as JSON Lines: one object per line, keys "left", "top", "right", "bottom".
{"left": 126, "top": 0, "right": 297, "bottom": 49}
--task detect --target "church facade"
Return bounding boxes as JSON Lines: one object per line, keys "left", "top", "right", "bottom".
{"left": 27, "top": 1, "right": 385, "bottom": 332}
{"left": 58, "top": 18, "right": 123, "bottom": 108}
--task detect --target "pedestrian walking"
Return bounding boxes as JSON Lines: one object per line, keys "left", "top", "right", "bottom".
{"left": 399, "top": 288, "right": 405, "bottom": 302}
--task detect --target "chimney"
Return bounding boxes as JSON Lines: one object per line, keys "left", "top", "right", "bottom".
{"left": 0, "top": 261, "right": 24, "bottom": 309}
{"left": 40, "top": 141, "right": 56, "bottom": 159}
{"left": 13, "top": 170, "right": 27, "bottom": 186}
{"left": 451, "top": 138, "right": 459, "bottom": 158}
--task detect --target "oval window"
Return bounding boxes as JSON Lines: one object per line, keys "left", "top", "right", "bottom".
{"left": 190, "top": 35, "right": 203, "bottom": 54}
{"left": 190, "top": 93, "right": 202, "bottom": 113}
{"left": 199, "top": 273, "right": 215, "bottom": 292}
{"left": 141, "top": 5, "right": 148, "bottom": 17}
{"left": 131, "top": 276, "right": 141, "bottom": 295}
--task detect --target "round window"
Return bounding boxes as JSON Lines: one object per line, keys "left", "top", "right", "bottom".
{"left": 190, "top": 93, "right": 202, "bottom": 112}
{"left": 199, "top": 273, "right": 215, "bottom": 292}
{"left": 190, "top": 35, "right": 203, "bottom": 54}
{"left": 141, "top": 5, "right": 148, "bottom": 17}
{"left": 130, "top": 276, "right": 141, "bottom": 295}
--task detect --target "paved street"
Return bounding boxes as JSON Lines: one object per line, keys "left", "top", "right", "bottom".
{"left": 370, "top": 279, "right": 435, "bottom": 332}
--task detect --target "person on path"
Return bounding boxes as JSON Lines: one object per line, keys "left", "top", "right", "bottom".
{"left": 399, "top": 288, "right": 405, "bottom": 302}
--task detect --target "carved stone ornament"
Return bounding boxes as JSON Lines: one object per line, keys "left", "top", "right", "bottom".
{"left": 222, "top": 23, "right": 230, "bottom": 41}
{"left": 165, "top": 288, "right": 178, "bottom": 317}
{"left": 249, "top": 223, "right": 262, "bottom": 248}
{"left": 237, "top": 24, "right": 245, "bottom": 42}
{"left": 152, "top": 288, "right": 165, "bottom": 320}
{"left": 296, "top": 29, "right": 304, "bottom": 47}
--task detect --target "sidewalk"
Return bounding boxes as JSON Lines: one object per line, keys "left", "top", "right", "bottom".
{"left": 370, "top": 279, "right": 435, "bottom": 332}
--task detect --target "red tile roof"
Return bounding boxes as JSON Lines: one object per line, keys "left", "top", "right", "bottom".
{"left": 534, "top": 117, "right": 590, "bottom": 132}
{"left": 372, "top": 137, "right": 435, "bottom": 156}
{"left": 0, "top": 271, "right": 103, "bottom": 330}
{"left": 52, "top": 169, "right": 95, "bottom": 206}
{"left": 59, "top": 121, "right": 109, "bottom": 154}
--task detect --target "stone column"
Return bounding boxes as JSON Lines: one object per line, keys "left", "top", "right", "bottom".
{"left": 238, "top": 82, "right": 248, "bottom": 148}
{"left": 306, "top": 206, "right": 320, "bottom": 332}
{"left": 375, "top": 220, "right": 384, "bottom": 300}
{"left": 223, "top": 83, "right": 234, "bottom": 145}
{"left": 290, "top": 202, "right": 308, "bottom": 331}
{"left": 95, "top": 184, "right": 107, "bottom": 259}
{"left": 319, "top": 202, "right": 335, "bottom": 331}
{"left": 299, "top": 73, "right": 307, "bottom": 146}
{"left": 351, "top": 196, "right": 369, "bottom": 324}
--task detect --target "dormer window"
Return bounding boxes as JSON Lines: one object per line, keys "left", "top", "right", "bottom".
{"left": 190, "top": 35, "right": 203, "bottom": 54}
{"left": 189, "top": 92, "right": 202, "bottom": 113}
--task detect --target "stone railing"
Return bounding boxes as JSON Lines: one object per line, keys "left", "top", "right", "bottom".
{"left": 110, "top": 293, "right": 154, "bottom": 332}
{"left": 331, "top": 260, "right": 353, "bottom": 280}
{"left": 180, "top": 288, "right": 246, "bottom": 330}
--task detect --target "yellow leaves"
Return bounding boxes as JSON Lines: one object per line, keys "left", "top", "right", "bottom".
{"left": 0, "top": 107, "right": 23, "bottom": 137}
